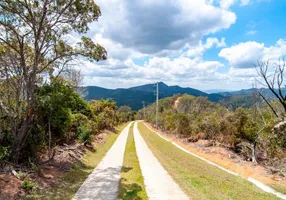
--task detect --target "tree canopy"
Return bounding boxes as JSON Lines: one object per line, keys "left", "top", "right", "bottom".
{"left": 0, "top": 0, "right": 107, "bottom": 162}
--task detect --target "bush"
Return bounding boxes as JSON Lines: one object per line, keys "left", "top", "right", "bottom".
{"left": 77, "top": 125, "right": 93, "bottom": 143}
{"left": 22, "top": 180, "right": 35, "bottom": 191}
{"left": 90, "top": 100, "right": 118, "bottom": 130}
{"left": 72, "top": 113, "right": 89, "bottom": 126}
{"left": 0, "top": 146, "right": 10, "bottom": 160}
{"left": 163, "top": 112, "right": 176, "bottom": 132}
{"left": 175, "top": 114, "right": 190, "bottom": 135}
{"left": 199, "top": 114, "right": 220, "bottom": 139}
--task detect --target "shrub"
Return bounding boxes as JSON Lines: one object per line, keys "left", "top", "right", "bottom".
{"left": 163, "top": 112, "right": 176, "bottom": 132}
{"left": 0, "top": 146, "right": 10, "bottom": 160}
{"left": 22, "top": 180, "right": 35, "bottom": 191}
{"left": 175, "top": 114, "right": 190, "bottom": 135}
{"left": 77, "top": 125, "right": 93, "bottom": 143}
{"left": 72, "top": 113, "right": 89, "bottom": 127}
{"left": 199, "top": 114, "right": 220, "bottom": 140}
{"left": 90, "top": 100, "right": 118, "bottom": 130}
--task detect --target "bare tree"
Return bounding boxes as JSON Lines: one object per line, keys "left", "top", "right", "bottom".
{"left": 255, "top": 59, "right": 286, "bottom": 119}
{"left": 61, "top": 67, "right": 88, "bottom": 98}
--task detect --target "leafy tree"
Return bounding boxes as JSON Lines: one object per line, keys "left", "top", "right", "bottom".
{"left": 36, "top": 79, "right": 90, "bottom": 159}
{"left": 90, "top": 100, "right": 118, "bottom": 130}
{"left": 117, "top": 106, "right": 135, "bottom": 123}
{"left": 0, "top": 0, "right": 106, "bottom": 162}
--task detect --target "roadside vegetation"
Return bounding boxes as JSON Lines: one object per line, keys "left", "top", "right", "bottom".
{"left": 0, "top": 0, "right": 107, "bottom": 164}
{"left": 118, "top": 123, "right": 148, "bottom": 200}
{"left": 0, "top": 1, "right": 138, "bottom": 198}
{"left": 0, "top": 76, "right": 135, "bottom": 164}
{"left": 34, "top": 123, "right": 128, "bottom": 200}
{"left": 0, "top": 0, "right": 135, "bottom": 166}
{"left": 137, "top": 122, "right": 280, "bottom": 200}
{"left": 137, "top": 93, "right": 286, "bottom": 167}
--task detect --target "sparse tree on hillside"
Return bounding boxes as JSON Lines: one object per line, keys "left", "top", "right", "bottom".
{"left": 0, "top": 0, "right": 107, "bottom": 163}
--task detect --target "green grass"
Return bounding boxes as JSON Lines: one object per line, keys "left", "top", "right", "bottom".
{"left": 33, "top": 123, "right": 128, "bottom": 200}
{"left": 137, "top": 122, "right": 279, "bottom": 200}
{"left": 269, "top": 184, "right": 286, "bottom": 195}
{"left": 118, "top": 123, "right": 148, "bottom": 200}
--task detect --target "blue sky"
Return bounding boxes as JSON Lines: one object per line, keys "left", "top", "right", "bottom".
{"left": 75, "top": 0, "right": 286, "bottom": 90}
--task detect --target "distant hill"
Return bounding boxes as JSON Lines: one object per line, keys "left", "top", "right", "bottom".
{"left": 204, "top": 89, "right": 233, "bottom": 94}
{"left": 84, "top": 82, "right": 284, "bottom": 110}
{"left": 217, "top": 88, "right": 286, "bottom": 109}
{"left": 85, "top": 82, "right": 224, "bottom": 110}
{"left": 219, "top": 88, "right": 286, "bottom": 97}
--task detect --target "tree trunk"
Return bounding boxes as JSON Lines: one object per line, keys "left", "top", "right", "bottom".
{"left": 251, "top": 143, "right": 257, "bottom": 163}
{"left": 10, "top": 107, "right": 34, "bottom": 163}
{"left": 48, "top": 117, "right": 51, "bottom": 161}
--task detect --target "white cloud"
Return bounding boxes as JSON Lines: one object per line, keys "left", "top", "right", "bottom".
{"left": 220, "top": 0, "right": 235, "bottom": 9}
{"left": 219, "top": 39, "right": 286, "bottom": 68}
{"left": 264, "top": 39, "right": 286, "bottom": 60}
{"left": 246, "top": 30, "right": 257, "bottom": 35}
{"left": 93, "top": 0, "right": 236, "bottom": 54}
{"left": 73, "top": 0, "right": 273, "bottom": 90}
{"left": 79, "top": 54, "right": 225, "bottom": 89}
{"left": 228, "top": 67, "right": 258, "bottom": 77}
{"left": 184, "top": 37, "right": 226, "bottom": 57}
{"left": 240, "top": 0, "right": 271, "bottom": 6}
{"left": 92, "top": 34, "right": 146, "bottom": 60}
{"left": 219, "top": 41, "right": 265, "bottom": 68}
{"left": 79, "top": 55, "right": 261, "bottom": 90}
{"left": 240, "top": 0, "right": 251, "bottom": 6}
{"left": 219, "top": 0, "right": 263, "bottom": 9}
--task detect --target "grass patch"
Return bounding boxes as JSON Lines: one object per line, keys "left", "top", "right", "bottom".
{"left": 34, "top": 123, "right": 128, "bottom": 200}
{"left": 269, "top": 184, "right": 286, "bottom": 195}
{"left": 137, "top": 122, "right": 279, "bottom": 200}
{"left": 118, "top": 123, "right": 148, "bottom": 200}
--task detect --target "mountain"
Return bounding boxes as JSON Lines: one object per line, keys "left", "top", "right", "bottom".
{"left": 219, "top": 88, "right": 286, "bottom": 98}
{"left": 217, "top": 88, "right": 286, "bottom": 109}
{"left": 85, "top": 82, "right": 225, "bottom": 110}
{"left": 204, "top": 89, "right": 233, "bottom": 94}
{"left": 85, "top": 82, "right": 284, "bottom": 110}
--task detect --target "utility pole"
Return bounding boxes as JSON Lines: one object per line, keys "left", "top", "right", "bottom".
{"left": 155, "top": 82, "right": 159, "bottom": 130}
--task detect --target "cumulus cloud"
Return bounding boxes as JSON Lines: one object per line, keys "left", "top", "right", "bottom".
{"left": 228, "top": 67, "right": 258, "bottom": 77}
{"left": 92, "top": 34, "right": 146, "bottom": 61}
{"left": 264, "top": 39, "right": 286, "bottom": 60}
{"left": 220, "top": 0, "right": 235, "bottom": 9}
{"left": 79, "top": 53, "right": 225, "bottom": 89}
{"left": 219, "top": 39, "right": 286, "bottom": 68}
{"left": 93, "top": 0, "right": 236, "bottom": 54}
{"left": 219, "top": 41, "right": 264, "bottom": 68}
{"left": 184, "top": 37, "right": 226, "bottom": 57}
{"left": 73, "top": 0, "right": 273, "bottom": 90}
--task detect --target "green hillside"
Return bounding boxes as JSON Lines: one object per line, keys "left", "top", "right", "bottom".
{"left": 85, "top": 82, "right": 224, "bottom": 110}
